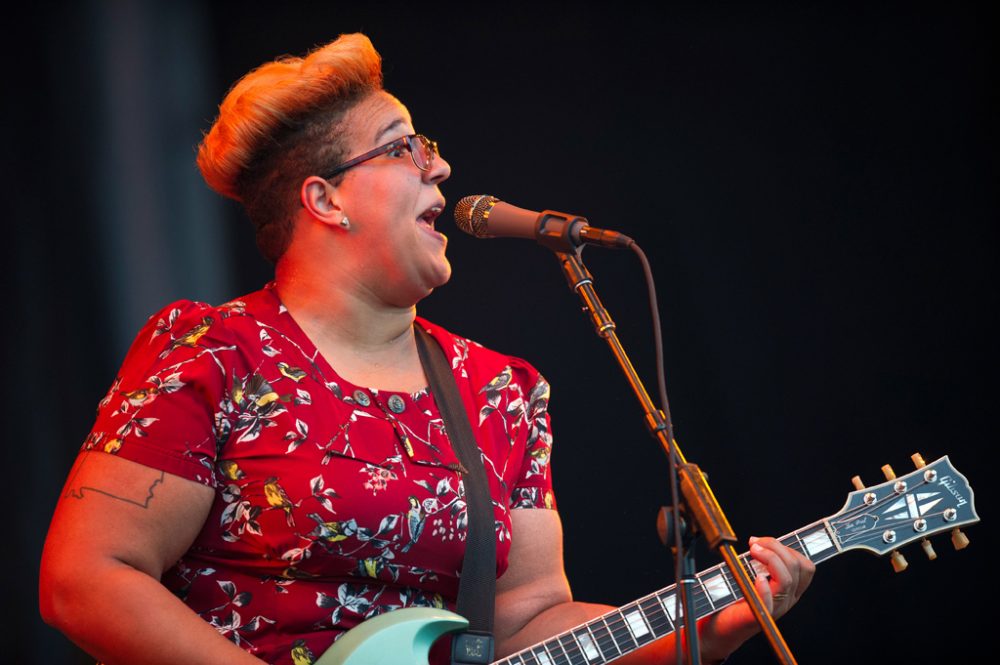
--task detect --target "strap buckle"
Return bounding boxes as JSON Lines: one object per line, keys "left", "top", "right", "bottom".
{"left": 451, "top": 630, "right": 495, "bottom": 664}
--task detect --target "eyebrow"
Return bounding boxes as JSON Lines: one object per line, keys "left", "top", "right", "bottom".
{"left": 374, "top": 118, "right": 408, "bottom": 143}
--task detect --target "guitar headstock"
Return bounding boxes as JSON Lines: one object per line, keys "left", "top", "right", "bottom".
{"left": 827, "top": 454, "right": 978, "bottom": 567}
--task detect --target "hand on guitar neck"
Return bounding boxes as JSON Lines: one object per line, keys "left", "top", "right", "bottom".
{"left": 694, "top": 535, "right": 815, "bottom": 664}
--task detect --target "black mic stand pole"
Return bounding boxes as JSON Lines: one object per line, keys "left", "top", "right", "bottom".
{"left": 553, "top": 247, "right": 798, "bottom": 665}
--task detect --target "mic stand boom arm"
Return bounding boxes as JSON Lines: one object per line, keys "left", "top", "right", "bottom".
{"left": 554, "top": 249, "right": 798, "bottom": 665}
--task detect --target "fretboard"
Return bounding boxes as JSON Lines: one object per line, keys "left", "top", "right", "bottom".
{"left": 493, "top": 519, "right": 840, "bottom": 665}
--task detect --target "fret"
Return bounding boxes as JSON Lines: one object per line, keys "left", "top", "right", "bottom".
{"left": 741, "top": 553, "right": 763, "bottom": 580}
{"left": 557, "top": 640, "right": 577, "bottom": 665}
{"left": 797, "top": 523, "right": 837, "bottom": 562}
{"left": 717, "top": 563, "right": 738, "bottom": 599}
{"left": 658, "top": 591, "right": 683, "bottom": 623}
{"left": 574, "top": 626, "right": 602, "bottom": 662}
{"left": 694, "top": 584, "right": 716, "bottom": 624}
{"left": 662, "top": 571, "right": 737, "bottom": 627}
{"left": 638, "top": 596, "right": 669, "bottom": 636}
{"left": 621, "top": 605, "right": 653, "bottom": 645}
{"left": 700, "top": 569, "right": 735, "bottom": 607}
{"left": 722, "top": 561, "right": 750, "bottom": 604}
{"left": 788, "top": 530, "right": 808, "bottom": 557}
{"left": 651, "top": 591, "right": 676, "bottom": 637}
{"left": 521, "top": 651, "right": 539, "bottom": 665}
{"left": 607, "top": 610, "right": 638, "bottom": 652}
{"left": 531, "top": 645, "right": 554, "bottom": 665}
{"left": 809, "top": 525, "right": 835, "bottom": 560}
{"left": 544, "top": 640, "right": 571, "bottom": 665}
{"left": 590, "top": 617, "right": 621, "bottom": 658}
{"left": 694, "top": 575, "right": 716, "bottom": 612}
{"left": 507, "top": 651, "right": 536, "bottom": 665}
{"left": 556, "top": 633, "right": 587, "bottom": 665}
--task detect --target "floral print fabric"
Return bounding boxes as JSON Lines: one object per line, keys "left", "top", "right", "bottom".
{"left": 82, "top": 283, "right": 555, "bottom": 663}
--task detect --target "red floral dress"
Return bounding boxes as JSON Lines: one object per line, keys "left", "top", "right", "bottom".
{"left": 82, "top": 283, "right": 556, "bottom": 664}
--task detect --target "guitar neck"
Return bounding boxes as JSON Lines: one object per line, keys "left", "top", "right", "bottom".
{"left": 494, "top": 520, "right": 839, "bottom": 665}
{"left": 312, "top": 455, "right": 975, "bottom": 665}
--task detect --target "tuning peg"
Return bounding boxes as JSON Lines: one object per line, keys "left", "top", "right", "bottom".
{"left": 911, "top": 452, "right": 927, "bottom": 468}
{"left": 952, "top": 528, "right": 970, "bottom": 550}
{"left": 851, "top": 475, "right": 865, "bottom": 490}
{"left": 890, "top": 550, "right": 908, "bottom": 573}
{"left": 882, "top": 464, "right": 897, "bottom": 481}
{"left": 921, "top": 538, "right": 938, "bottom": 560}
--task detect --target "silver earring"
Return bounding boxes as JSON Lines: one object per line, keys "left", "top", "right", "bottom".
{"left": 339, "top": 216, "right": 350, "bottom": 230}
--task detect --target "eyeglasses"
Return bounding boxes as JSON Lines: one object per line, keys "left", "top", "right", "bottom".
{"left": 322, "top": 134, "right": 439, "bottom": 180}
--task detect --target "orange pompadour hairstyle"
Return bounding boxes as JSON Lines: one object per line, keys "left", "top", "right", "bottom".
{"left": 196, "top": 33, "right": 383, "bottom": 262}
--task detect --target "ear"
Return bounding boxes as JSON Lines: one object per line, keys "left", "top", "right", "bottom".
{"left": 300, "top": 176, "right": 344, "bottom": 226}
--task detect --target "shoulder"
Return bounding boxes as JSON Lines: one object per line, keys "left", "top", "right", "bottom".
{"left": 121, "top": 286, "right": 278, "bottom": 368}
{"left": 139, "top": 286, "right": 276, "bottom": 338}
{"left": 415, "top": 317, "right": 548, "bottom": 394}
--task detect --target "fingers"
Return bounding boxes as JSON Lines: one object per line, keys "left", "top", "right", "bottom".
{"left": 752, "top": 561, "right": 774, "bottom": 614}
{"left": 698, "top": 537, "right": 816, "bottom": 659}
{"left": 749, "top": 538, "right": 784, "bottom": 613}
{"left": 748, "top": 536, "right": 816, "bottom": 618}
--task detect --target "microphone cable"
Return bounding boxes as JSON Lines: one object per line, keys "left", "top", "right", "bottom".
{"left": 628, "top": 241, "right": 690, "bottom": 665}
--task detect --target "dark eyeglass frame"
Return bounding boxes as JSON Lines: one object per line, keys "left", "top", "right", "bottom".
{"left": 322, "top": 133, "right": 439, "bottom": 180}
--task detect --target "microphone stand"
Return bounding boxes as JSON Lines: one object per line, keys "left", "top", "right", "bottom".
{"left": 538, "top": 220, "right": 797, "bottom": 665}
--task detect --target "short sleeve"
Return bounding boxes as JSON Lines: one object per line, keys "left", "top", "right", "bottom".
{"left": 508, "top": 364, "right": 557, "bottom": 511}
{"left": 82, "top": 301, "right": 237, "bottom": 487}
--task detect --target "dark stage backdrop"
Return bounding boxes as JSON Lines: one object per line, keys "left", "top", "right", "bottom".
{"left": 6, "top": 2, "right": 994, "bottom": 663}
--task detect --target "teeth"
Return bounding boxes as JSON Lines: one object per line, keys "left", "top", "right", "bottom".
{"left": 420, "top": 206, "right": 443, "bottom": 224}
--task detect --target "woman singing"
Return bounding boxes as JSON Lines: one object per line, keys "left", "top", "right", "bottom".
{"left": 39, "top": 33, "right": 813, "bottom": 665}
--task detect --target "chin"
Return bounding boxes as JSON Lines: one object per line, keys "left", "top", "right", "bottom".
{"left": 400, "top": 264, "right": 452, "bottom": 306}
{"left": 424, "top": 257, "right": 452, "bottom": 290}
{"left": 434, "top": 263, "right": 453, "bottom": 288}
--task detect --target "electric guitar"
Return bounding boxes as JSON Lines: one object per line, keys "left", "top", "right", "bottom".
{"left": 316, "top": 454, "right": 978, "bottom": 665}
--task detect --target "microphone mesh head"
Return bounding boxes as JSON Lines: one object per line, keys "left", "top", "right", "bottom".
{"left": 454, "top": 195, "right": 499, "bottom": 238}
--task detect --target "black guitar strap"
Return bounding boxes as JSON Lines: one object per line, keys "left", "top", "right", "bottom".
{"left": 414, "top": 326, "right": 496, "bottom": 665}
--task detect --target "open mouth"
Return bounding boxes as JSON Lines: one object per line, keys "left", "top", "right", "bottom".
{"left": 417, "top": 204, "right": 444, "bottom": 230}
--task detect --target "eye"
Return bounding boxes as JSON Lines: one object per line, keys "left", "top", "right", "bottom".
{"left": 387, "top": 141, "right": 408, "bottom": 158}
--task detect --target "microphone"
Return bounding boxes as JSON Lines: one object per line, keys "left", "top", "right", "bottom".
{"left": 454, "top": 195, "right": 634, "bottom": 252}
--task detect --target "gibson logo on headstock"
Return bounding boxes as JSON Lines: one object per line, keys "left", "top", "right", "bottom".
{"left": 937, "top": 475, "right": 969, "bottom": 508}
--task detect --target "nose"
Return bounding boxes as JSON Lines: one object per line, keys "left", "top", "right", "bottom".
{"left": 423, "top": 152, "right": 451, "bottom": 186}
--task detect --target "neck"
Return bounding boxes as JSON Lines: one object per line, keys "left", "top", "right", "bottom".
{"left": 274, "top": 259, "right": 417, "bottom": 354}
{"left": 271, "top": 221, "right": 434, "bottom": 392}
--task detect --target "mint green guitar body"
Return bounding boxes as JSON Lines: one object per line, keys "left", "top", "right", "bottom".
{"left": 314, "top": 607, "right": 469, "bottom": 665}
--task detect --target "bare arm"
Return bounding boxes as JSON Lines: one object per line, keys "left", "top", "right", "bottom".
{"left": 39, "top": 452, "right": 264, "bottom": 665}
{"left": 494, "top": 509, "right": 815, "bottom": 664}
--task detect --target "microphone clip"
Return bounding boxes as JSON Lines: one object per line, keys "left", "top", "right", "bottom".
{"left": 535, "top": 210, "right": 590, "bottom": 253}
{"left": 536, "top": 210, "right": 634, "bottom": 252}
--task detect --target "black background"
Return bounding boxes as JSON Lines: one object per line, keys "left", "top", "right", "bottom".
{"left": 6, "top": 2, "right": 994, "bottom": 663}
